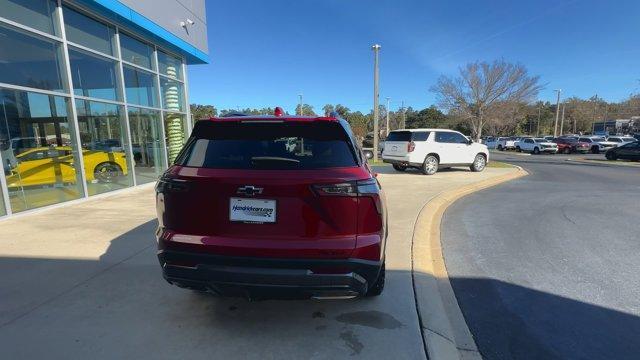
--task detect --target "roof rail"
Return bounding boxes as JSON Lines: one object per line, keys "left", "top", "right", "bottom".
{"left": 221, "top": 112, "right": 248, "bottom": 117}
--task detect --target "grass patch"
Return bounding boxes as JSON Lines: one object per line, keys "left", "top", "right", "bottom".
{"left": 487, "top": 161, "right": 515, "bottom": 168}
{"left": 368, "top": 160, "right": 390, "bottom": 166}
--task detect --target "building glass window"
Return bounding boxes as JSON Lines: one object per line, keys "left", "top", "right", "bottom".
{"left": 0, "top": 0, "right": 58, "bottom": 35}
{"left": 0, "top": 88, "right": 83, "bottom": 213}
{"left": 160, "top": 78, "right": 185, "bottom": 112}
{"left": 157, "top": 50, "right": 183, "bottom": 80}
{"left": 123, "top": 66, "right": 158, "bottom": 108}
{"left": 119, "top": 32, "right": 153, "bottom": 70}
{"left": 75, "top": 99, "right": 132, "bottom": 195}
{"left": 62, "top": 5, "right": 115, "bottom": 55}
{"left": 128, "top": 107, "right": 165, "bottom": 184}
{"left": 68, "top": 47, "right": 119, "bottom": 101}
{"left": 164, "top": 113, "right": 187, "bottom": 164}
{"left": 0, "top": 23, "right": 65, "bottom": 92}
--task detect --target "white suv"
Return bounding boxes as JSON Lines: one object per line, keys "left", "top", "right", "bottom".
{"left": 382, "top": 129, "right": 489, "bottom": 175}
{"left": 517, "top": 137, "right": 558, "bottom": 154}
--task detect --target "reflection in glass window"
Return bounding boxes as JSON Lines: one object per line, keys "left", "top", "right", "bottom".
{"left": 119, "top": 32, "right": 153, "bottom": 70}
{"left": 75, "top": 100, "right": 132, "bottom": 195}
{"left": 0, "top": 0, "right": 58, "bottom": 35}
{"left": 164, "top": 113, "right": 187, "bottom": 164}
{"left": 161, "top": 78, "right": 185, "bottom": 112}
{"left": 123, "top": 66, "right": 158, "bottom": 108}
{"left": 68, "top": 47, "right": 119, "bottom": 101}
{"left": 157, "top": 50, "right": 183, "bottom": 80}
{"left": 63, "top": 5, "right": 114, "bottom": 55}
{"left": 0, "top": 88, "right": 83, "bottom": 213}
{"left": 128, "top": 107, "right": 166, "bottom": 184}
{"left": 0, "top": 24, "right": 65, "bottom": 92}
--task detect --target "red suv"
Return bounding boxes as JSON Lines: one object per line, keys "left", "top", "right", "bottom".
{"left": 156, "top": 108, "right": 387, "bottom": 299}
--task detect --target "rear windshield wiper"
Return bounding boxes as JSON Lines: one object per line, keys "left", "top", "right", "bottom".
{"left": 250, "top": 156, "right": 300, "bottom": 163}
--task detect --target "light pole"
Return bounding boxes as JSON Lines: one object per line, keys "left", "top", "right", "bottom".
{"left": 298, "top": 94, "right": 303, "bottom": 116}
{"left": 536, "top": 104, "right": 541, "bottom": 137}
{"left": 372, "top": 44, "right": 381, "bottom": 161}
{"left": 553, "top": 89, "right": 562, "bottom": 137}
{"left": 401, "top": 100, "right": 406, "bottom": 129}
{"left": 385, "top": 97, "right": 390, "bottom": 137}
{"left": 559, "top": 103, "right": 566, "bottom": 135}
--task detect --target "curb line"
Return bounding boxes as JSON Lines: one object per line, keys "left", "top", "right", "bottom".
{"left": 411, "top": 167, "right": 528, "bottom": 360}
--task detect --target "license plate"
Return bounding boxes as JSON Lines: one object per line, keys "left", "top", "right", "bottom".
{"left": 229, "top": 198, "right": 276, "bottom": 223}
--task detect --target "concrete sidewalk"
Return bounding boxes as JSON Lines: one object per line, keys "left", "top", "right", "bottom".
{"left": 0, "top": 166, "right": 517, "bottom": 359}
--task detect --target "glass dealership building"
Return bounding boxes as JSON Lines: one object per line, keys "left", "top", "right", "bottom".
{"left": 0, "top": 0, "right": 209, "bottom": 217}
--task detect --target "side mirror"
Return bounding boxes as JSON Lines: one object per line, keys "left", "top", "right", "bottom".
{"left": 467, "top": 139, "right": 473, "bottom": 145}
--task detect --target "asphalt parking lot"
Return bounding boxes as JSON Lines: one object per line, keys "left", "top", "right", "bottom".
{"left": 0, "top": 165, "right": 514, "bottom": 359}
{"left": 443, "top": 152, "right": 640, "bottom": 359}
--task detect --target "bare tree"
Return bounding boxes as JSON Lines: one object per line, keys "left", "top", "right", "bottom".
{"left": 431, "top": 60, "right": 543, "bottom": 140}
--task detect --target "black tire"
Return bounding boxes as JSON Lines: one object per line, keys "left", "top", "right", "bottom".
{"left": 365, "top": 262, "right": 385, "bottom": 297}
{"left": 392, "top": 164, "right": 406, "bottom": 172}
{"left": 497, "top": 145, "right": 503, "bottom": 151}
{"left": 470, "top": 154, "right": 487, "bottom": 172}
{"left": 516, "top": 146, "right": 522, "bottom": 152}
{"left": 591, "top": 146, "right": 600, "bottom": 154}
{"left": 564, "top": 147, "right": 571, "bottom": 154}
{"left": 421, "top": 155, "right": 439, "bottom": 175}
{"left": 94, "top": 162, "right": 123, "bottom": 183}
{"left": 605, "top": 152, "right": 617, "bottom": 161}
{"left": 533, "top": 147, "right": 540, "bottom": 155}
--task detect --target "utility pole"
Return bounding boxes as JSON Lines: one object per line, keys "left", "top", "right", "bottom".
{"left": 592, "top": 94, "right": 598, "bottom": 134}
{"left": 553, "top": 89, "right": 562, "bottom": 137}
{"left": 385, "top": 97, "right": 390, "bottom": 137}
{"left": 298, "top": 94, "right": 303, "bottom": 116}
{"left": 401, "top": 100, "right": 406, "bottom": 129}
{"left": 559, "top": 103, "right": 565, "bottom": 135}
{"left": 372, "top": 44, "right": 381, "bottom": 162}
{"left": 536, "top": 104, "right": 541, "bottom": 137}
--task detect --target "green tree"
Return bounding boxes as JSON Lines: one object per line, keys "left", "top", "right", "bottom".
{"left": 295, "top": 104, "right": 316, "bottom": 116}
{"left": 190, "top": 104, "right": 217, "bottom": 121}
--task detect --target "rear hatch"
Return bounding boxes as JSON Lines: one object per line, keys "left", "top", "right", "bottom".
{"left": 382, "top": 131, "right": 413, "bottom": 157}
{"left": 157, "top": 119, "right": 372, "bottom": 259}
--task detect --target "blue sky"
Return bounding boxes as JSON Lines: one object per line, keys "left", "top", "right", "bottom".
{"left": 187, "top": 0, "right": 640, "bottom": 113}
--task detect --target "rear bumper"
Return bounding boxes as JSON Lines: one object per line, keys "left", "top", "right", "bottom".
{"left": 158, "top": 250, "right": 383, "bottom": 299}
{"left": 382, "top": 155, "right": 422, "bottom": 167}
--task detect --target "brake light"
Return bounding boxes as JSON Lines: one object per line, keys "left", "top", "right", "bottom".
{"left": 313, "top": 178, "right": 382, "bottom": 214}
{"left": 274, "top": 107, "right": 284, "bottom": 117}
{"left": 408, "top": 141, "right": 416, "bottom": 153}
{"left": 156, "top": 175, "right": 190, "bottom": 193}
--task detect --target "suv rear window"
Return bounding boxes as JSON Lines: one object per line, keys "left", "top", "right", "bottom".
{"left": 176, "top": 121, "right": 358, "bottom": 170}
{"left": 386, "top": 131, "right": 429, "bottom": 141}
{"left": 386, "top": 131, "right": 412, "bottom": 142}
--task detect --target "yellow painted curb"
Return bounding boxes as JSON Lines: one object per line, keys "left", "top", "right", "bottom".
{"left": 412, "top": 167, "right": 528, "bottom": 360}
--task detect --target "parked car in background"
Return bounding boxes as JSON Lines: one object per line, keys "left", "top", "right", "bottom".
{"left": 382, "top": 129, "right": 489, "bottom": 175}
{"left": 156, "top": 109, "right": 387, "bottom": 299}
{"left": 606, "top": 136, "right": 636, "bottom": 147}
{"left": 578, "top": 136, "right": 617, "bottom": 154}
{"left": 517, "top": 138, "right": 558, "bottom": 154}
{"left": 605, "top": 141, "right": 640, "bottom": 161}
{"left": 496, "top": 137, "right": 517, "bottom": 151}
{"left": 483, "top": 136, "right": 498, "bottom": 149}
{"left": 5, "top": 146, "right": 128, "bottom": 188}
{"left": 543, "top": 135, "right": 555, "bottom": 141}
{"left": 553, "top": 137, "right": 590, "bottom": 154}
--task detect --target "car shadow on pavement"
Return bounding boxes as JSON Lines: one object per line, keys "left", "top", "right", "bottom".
{"left": 371, "top": 165, "right": 472, "bottom": 175}
{"left": 1, "top": 222, "right": 639, "bottom": 360}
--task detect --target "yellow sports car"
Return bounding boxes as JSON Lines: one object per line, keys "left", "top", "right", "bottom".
{"left": 5, "top": 146, "right": 128, "bottom": 188}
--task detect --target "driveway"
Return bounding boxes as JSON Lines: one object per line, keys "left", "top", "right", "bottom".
{"left": 442, "top": 153, "right": 640, "bottom": 359}
{"left": 0, "top": 166, "right": 514, "bottom": 359}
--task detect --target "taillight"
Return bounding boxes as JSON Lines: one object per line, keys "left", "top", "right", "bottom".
{"left": 408, "top": 141, "right": 416, "bottom": 152}
{"left": 313, "top": 178, "right": 382, "bottom": 214}
{"left": 156, "top": 175, "right": 190, "bottom": 193}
